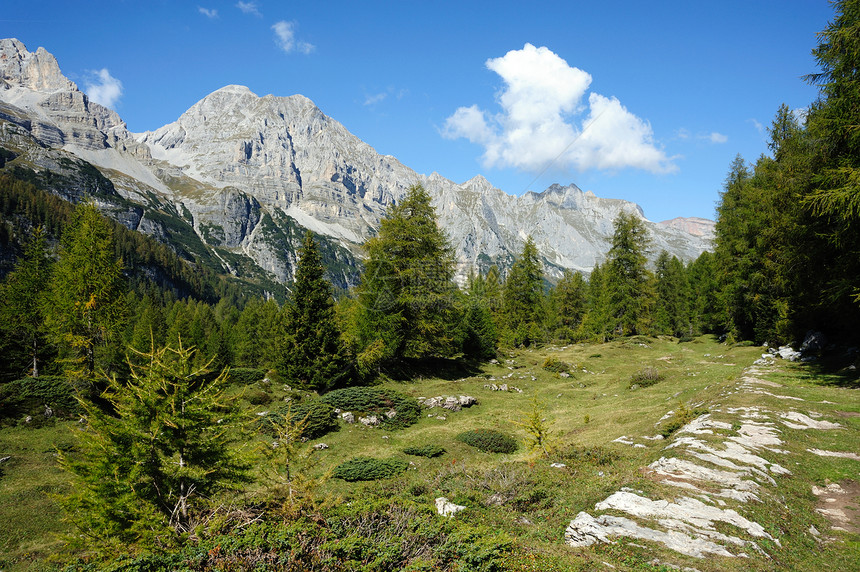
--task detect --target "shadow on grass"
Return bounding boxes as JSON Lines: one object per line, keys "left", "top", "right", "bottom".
{"left": 383, "top": 357, "right": 484, "bottom": 382}
{"left": 798, "top": 353, "right": 860, "bottom": 389}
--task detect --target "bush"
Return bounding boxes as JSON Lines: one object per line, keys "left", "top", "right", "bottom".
{"left": 403, "top": 445, "right": 446, "bottom": 458}
{"left": 660, "top": 403, "right": 709, "bottom": 438}
{"left": 558, "top": 445, "right": 620, "bottom": 466}
{"left": 542, "top": 356, "right": 571, "bottom": 374}
{"left": 456, "top": 429, "right": 518, "bottom": 454}
{"left": 265, "top": 399, "right": 339, "bottom": 440}
{"left": 320, "top": 387, "right": 420, "bottom": 430}
{"left": 245, "top": 388, "right": 274, "bottom": 406}
{"left": 227, "top": 368, "right": 267, "bottom": 385}
{"left": 628, "top": 367, "right": 664, "bottom": 388}
{"left": 332, "top": 457, "right": 409, "bottom": 482}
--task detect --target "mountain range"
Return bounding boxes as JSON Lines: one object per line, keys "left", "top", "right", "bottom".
{"left": 0, "top": 38, "right": 713, "bottom": 291}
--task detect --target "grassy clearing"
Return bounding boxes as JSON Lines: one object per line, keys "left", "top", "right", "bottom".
{"left": 1, "top": 335, "right": 857, "bottom": 570}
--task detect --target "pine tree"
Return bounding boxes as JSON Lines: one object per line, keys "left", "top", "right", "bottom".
{"left": 354, "top": 185, "right": 458, "bottom": 364}
{"left": 605, "top": 212, "right": 652, "bottom": 336}
{"left": 0, "top": 226, "right": 52, "bottom": 377}
{"left": 654, "top": 251, "right": 691, "bottom": 338}
{"left": 550, "top": 269, "right": 587, "bottom": 341}
{"left": 502, "top": 236, "right": 546, "bottom": 346}
{"left": 44, "top": 203, "right": 126, "bottom": 377}
{"left": 278, "top": 231, "right": 352, "bottom": 391}
{"left": 580, "top": 262, "right": 612, "bottom": 342}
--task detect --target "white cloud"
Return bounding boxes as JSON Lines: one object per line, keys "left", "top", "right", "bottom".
{"left": 364, "top": 92, "right": 388, "bottom": 106}
{"left": 749, "top": 118, "right": 765, "bottom": 135}
{"left": 704, "top": 132, "right": 728, "bottom": 144}
{"left": 272, "top": 20, "right": 314, "bottom": 55}
{"left": 198, "top": 6, "right": 218, "bottom": 18}
{"left": 84, "top": 68, "right": 123, "bottom": 110}
{"left": 236, "top": 1, "right": 261, "bottom": 16}
{"left": 443, "top": 43, "right": 676, "bottom": 174}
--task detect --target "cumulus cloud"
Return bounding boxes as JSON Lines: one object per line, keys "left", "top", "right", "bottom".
{"left": 198, "top": 6, "right": 218, "bottom": 18}
{"left": 84, "top": 68, "right": 123, "bottom": 110}
{"left": 704, "top": 132, "right": 728, "bottom": 144}
{"left": 443, "top": 44, "right": 676, "bottom": 174}
{"left": 272, "top": 21, "right": 314, "bottom": 54}
{"left": 236, "top": 1, "right": 261, "bottom": 16}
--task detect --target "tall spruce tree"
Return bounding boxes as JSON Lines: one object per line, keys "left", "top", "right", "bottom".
{"left": 605, "top": 212, "right": 653, "bottom": 336}
{"left": 502, "top": 236, "right": 546, "bottom": 346}
{"left": 354, "top": 185, "right": 458, "bottom": 365}
{"left": 45, "top": 203, "right": 126, "bottom": 377}
{"left": 278, "top": 231, "right": 352, "bottom": 391}
{"left": 0, "top": 226, "right": 52, "bottom": 378}
{"left": 654, "top": 251, "right": 690, "bottom": 338}
{"left": 550, "top": 269, "right": 587, "bottom": 341}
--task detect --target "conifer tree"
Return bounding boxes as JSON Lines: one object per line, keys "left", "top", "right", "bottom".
{"left": 59, "top": 341, "right": 247, "bottom": 550}
{"left": 654, "top": 251, "right": 691, "bottom": 337}
{"left": 354, "top": 185, "right": 458, "bottom": 364}
{"left": 278, "top": 231, "right": 352, "bottom": 390}
{"left": 580, "top": 262, "right": 612, "bottom": 342}
{"left": 502, "top": 236, "right": 546, "bottom": 346}
{"left": 605, "top": 212, "right": 652, "bottom": 336}
{"left": 45, "top": 203, "right": 126, "bottom": 377}
{"left": 550, "top": 269, "right": 587, "bottom": 341}
{"left": 0, "top": 226, "right": 52, "bottom": 377}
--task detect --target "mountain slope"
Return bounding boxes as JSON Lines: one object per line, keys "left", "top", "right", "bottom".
{"left": 0, "top": 38, "right": 713, "bottom": 287}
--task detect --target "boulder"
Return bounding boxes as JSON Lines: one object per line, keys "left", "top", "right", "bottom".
{"left": 341, "top": 411, "right": 355, "bottom": 424}
{"left": 435, "top": 497, "right": 466, "bottom": 517}
{"left": 359, "top": 415, "right": 380, "bottom": 427}
{"left": 800, "top": 330, "right": 826, "bottom": 353}
{"left": 777, "top": 346, "right": 802, "bottom": 361}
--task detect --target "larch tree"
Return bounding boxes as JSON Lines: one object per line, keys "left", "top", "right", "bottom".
{"left": 44, "top": 203, "right": 126, "bottom": 377}
{"left": 354, "top": 184, "right": 458, "bottom": 367}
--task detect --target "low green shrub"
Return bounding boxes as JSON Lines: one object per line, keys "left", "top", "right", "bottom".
{"left": 227, "top": 367, "right": 267, "bottom": 385}
{"left": 558, "top": 445, "right": 620, "bottom": 466}
{"left": 456, "top": 429, "right": 518, "bottom": 454}
{"left": 659, "top": 402, "right": 709, "bottom": 438}
{"left": 332, "top": 457, "right": 409, "bottom": 482}
{"left": 245, "top": 388, "right": 273, "bottom": 406}
{"left": 542, "top": 356, "right": 571, "bottom": 374}
{"left": 403, "top": 445, "right": 446, "bottom": 458}
{"left": 264, "top": 399, "right": 339, "bottom": 439}
{"left": 320, "top": 387, "right": 420, "bottom": 430}
{"left": 628, "top": 367, "right": 664, "bottom": 388}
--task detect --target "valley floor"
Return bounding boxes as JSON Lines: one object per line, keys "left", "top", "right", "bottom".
{"left": 1, "top": 336, "right": 858, "bottom": 571}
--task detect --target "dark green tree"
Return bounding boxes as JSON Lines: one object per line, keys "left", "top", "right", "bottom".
{"left": 354, "top": 185, "right": 458, "bottom": 366}
{"left": 0, "top": 226, "right": 53, "bottom": 377}
{"left": 605, "top": 212, "right": 653, "bottom": 336}
{"left": 502, "top": 236, "right": 546, "bottom": 346}
{"left": 653, "top": 251, "right": 690, "bottom": 337}
{"left": 550, "top": 269, "right": 587, "bottom": 341}
{"left": 580, "top": 262, "right": 612, "bottom": 342}
{"left": 278, "top": 231, "right": 352, "bottom": 391}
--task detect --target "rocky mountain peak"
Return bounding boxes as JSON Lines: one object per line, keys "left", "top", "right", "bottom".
{"left": 0, "top": 38, "right": 76, "bottom": 93}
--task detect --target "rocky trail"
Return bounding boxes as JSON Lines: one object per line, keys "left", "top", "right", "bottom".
{"left": 565, "top": 358, "right": 859, "bottom": 569}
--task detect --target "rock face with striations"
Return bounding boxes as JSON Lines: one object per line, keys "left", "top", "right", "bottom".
{"left": 0, "top": 38, "right": 713, "bottom": 287}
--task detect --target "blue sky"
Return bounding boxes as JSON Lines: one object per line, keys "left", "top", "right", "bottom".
{"left": 3, "top": 1, "right": 834, "bottom": 222}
